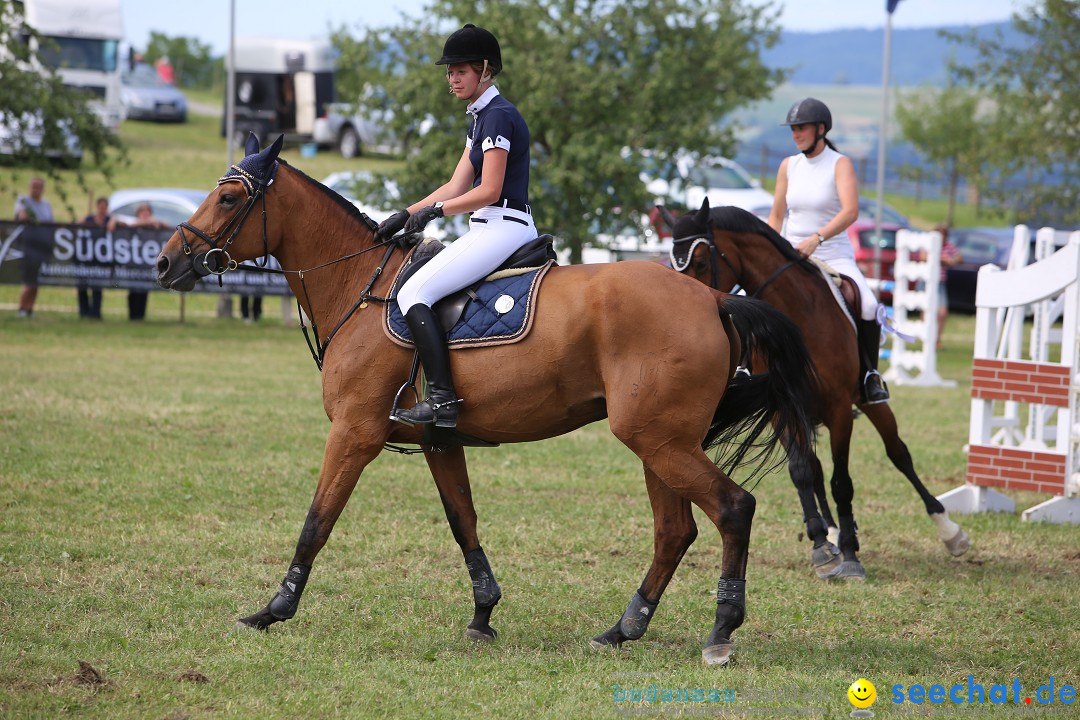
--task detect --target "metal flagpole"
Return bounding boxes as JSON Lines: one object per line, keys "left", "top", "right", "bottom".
{"left": 226, "top": 0, "right": 236, "bottom": 167}
{"left": 217, "top": 0, "right": 237, "bottom": 319}
{"left": 873, "top": 0, "right": 900, "bottom": 286}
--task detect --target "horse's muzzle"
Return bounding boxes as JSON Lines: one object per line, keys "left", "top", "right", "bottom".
{"left": 155, "top": 249, "right": 200, "bottom": 291}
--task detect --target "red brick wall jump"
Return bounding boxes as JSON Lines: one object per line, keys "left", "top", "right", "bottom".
{"left": 971, "top": 358, "right": 1071, "bottom": 407}
{"left": 966, "top": 444, "right": 1067, "bottom": 494}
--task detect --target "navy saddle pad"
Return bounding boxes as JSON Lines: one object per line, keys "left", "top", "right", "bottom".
{"left": 385, "top": 241, "right": 555, "bottom": 349}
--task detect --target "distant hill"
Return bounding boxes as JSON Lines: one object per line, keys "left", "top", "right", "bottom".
{"left": 764, "top": 22, "right": 1024, "bottom": 87}
{"left": 726, "top": 22, "right": 1030, "bottom": 196}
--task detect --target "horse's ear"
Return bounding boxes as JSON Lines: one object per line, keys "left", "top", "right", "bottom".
{"left": 694, "top": 197, "right": 711, "bottom": 226}
{"left": 244, "top": 132, "right": 261, "bottom": 157}
{"left": 266, "top": 134, "right": 285, "bottom": 162}
{"left": 656, "top": 205, "right": 678, "bottom": 230}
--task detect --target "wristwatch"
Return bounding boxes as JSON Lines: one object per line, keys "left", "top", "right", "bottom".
{"left": 433, "top": 201, "right": 445, "bottom": 217}
{"left": 812, "top": 232, "right": 824, "bottom": 244}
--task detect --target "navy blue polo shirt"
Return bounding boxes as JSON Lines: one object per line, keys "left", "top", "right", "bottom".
{"left": 466, "top": 87, "right": 530, "bottom": 203}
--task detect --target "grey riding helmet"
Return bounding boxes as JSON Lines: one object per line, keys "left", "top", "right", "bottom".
{"left": 782, "top": 97, "right": 832, "bottom": 155}
{"left": 781, "top": 97, "right": 832, "bottom": 132}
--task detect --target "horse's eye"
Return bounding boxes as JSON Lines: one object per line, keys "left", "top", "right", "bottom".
{"left": 220, "top": 192, "right": 237, "bottom": 206}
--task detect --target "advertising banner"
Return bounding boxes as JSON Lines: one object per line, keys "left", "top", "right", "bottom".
{"left": 0, "top": 221, "right": 291, "bottom": 296}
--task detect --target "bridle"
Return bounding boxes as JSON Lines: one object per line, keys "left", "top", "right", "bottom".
{"left": 173, "top": 158, "right": 406, "bottom": 372}
{"left": 671, "top": 227, "right": 796, "bottom": 299}
{"left": 177, "top": 162, "right": 274, "bottom": 281}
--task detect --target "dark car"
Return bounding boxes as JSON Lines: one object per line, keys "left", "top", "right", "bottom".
{"left": 944, "top": 227, "right": 1015, "bottom": 314}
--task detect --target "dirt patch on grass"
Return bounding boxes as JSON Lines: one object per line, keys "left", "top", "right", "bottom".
{"left": 73, "top": 660, "right": 106, "bottom": 687}
{"left": 178, "top": 670, "right": 209, "bottom": 684}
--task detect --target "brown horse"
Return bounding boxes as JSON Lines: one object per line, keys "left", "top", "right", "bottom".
{"left": 661, "top": 200, "right": 970, "bottom": 580}
{"left": 154, "top": 135, "right": 819, "bottom": 665}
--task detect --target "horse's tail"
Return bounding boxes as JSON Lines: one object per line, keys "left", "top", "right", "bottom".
{"left": 704, "top": 292, "right": 818, "bottom": 487}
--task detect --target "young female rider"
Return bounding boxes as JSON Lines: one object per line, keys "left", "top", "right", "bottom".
{"left": 767, "top": 97, "right": 889, "bottom": 404}
{"left": 376, "top": 24, "right": 535, "bottom": 428}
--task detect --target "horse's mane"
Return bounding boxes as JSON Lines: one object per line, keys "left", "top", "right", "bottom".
{"left": 708, "top": 206, "right": 818, "bottom": 277}
{"left": 277, "top": 159, "right": 380, "bottom": 233}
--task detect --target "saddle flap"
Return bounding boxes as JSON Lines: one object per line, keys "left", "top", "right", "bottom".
{"left": 838, "top": 276, "right": 862, "bottom": 320}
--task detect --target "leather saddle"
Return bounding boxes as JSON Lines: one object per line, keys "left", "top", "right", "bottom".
{"left": 393, "top": 234, "right": 557, "bottom": 331}
{"left": 838, "top": 276, "right": 863, "bottom": 323}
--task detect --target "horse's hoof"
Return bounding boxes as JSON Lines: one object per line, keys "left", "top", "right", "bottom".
{"left": 944, "top": 529, "right": 970, "bottom": 557}
{"left": 464, "top": 626, "right": 497, "bottom": 643}
{"left": 236, "top": 610, "right": 274, "bottom": 630}
{"left": 811, "top": 542, "right": 842, "bottom": 579}
{"left": 825, "top": 560, "right": 866, "bottom": 581}
{"left": 701, "top": 642, "right": 734, "bottom": 666}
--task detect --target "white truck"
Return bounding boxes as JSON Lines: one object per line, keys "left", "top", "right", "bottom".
{"left": 19, "top": 0, "right": 126, "bottom": 131}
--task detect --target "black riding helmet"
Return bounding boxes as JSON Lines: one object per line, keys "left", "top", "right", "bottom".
{"left": 781, "top": 97, "right": 832, "bottom": 155}
{"left": 435, "top": 24, "right": 502, "bottom": 74}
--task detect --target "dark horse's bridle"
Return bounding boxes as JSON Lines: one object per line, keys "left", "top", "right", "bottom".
{"left": 670, "top": 226, "right": 796, "bottom": 299}
{"left": 174, "top": 159, "right": 403, "bottom": 372}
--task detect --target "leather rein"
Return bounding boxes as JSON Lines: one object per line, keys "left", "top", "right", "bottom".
{"left": 175, "top": 161, "right": 403, "bottom": 371}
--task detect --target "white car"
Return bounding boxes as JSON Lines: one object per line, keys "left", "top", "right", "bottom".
{"left": 107, "top": 188, "right": 207, "bottom": 227}
{"left": 311, "top": 104, "right": 398, "bottom": 158}
{"left": 641, "top": 153, "right": 774, "bottom": 216}
{"left": 320, "top": 171, "right": 467, "bottom": 241}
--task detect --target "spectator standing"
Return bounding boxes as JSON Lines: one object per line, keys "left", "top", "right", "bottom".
{"left": 155, "top": 55, "right": 174, "bottom": 85}
{"left": 109, "top": 203, "right": 165, "bottom": 320}
{"left": 240, "top": 294, "right": 263, "bottom": 324}
{"left": 935, "top": 225, "right": 963, "bottom": 350}
{"left": 77, "top": 196, "right": 109, "bottom": 319}
{"left": 14, "top": 176, "right": 55, "bottom": 318}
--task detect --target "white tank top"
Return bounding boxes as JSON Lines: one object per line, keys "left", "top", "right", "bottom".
{"left": 783, "top": 147, "right": 853, "bottom": 265}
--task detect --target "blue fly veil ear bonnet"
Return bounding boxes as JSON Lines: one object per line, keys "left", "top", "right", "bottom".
{"left": 218, "top": 133, "right": 284, "bottom": 194}
{"left": 669, "top": 198, "right": 713, "bottom": 272}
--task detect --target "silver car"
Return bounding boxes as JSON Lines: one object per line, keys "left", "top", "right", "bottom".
{"left": 121, "top": 65, "right": 188, "bottom": 123}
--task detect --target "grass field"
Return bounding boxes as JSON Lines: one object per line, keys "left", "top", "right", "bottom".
{"left": 1, "top": 306, "right": 1078, "bottom": 719}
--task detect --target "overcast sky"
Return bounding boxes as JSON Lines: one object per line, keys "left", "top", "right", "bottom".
{"left": 123, "top": 0, "right": 1027, "bottom": 55}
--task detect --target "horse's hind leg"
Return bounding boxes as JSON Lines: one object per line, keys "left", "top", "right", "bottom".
{"left": 238, "top": 424, "right": 383, "bottom": 630}
{"left": 611, "top": 433, "right": 754, "bottom": 666}
{"left": 426, "top": 446, "right": 503, "bottom": 641}
{"left": 590, "top": 467, "right": 697, "bottom": 651}
{"left": 862, "top": 404, "right": 970, "bottom": 556}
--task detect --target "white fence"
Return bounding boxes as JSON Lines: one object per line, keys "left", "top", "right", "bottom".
{"left": 938, "top": 228, "right": 1080, "bottom": 524}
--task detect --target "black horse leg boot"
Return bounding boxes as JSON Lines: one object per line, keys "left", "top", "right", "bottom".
{"left": 858, "top": 318, "right": 889, "bottom": 404}
{"left": 391, "top": 304, "right": 462, "bottom": 428}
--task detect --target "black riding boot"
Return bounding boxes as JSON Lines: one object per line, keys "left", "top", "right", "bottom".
{"left": 390, "top": 304, "right": 462, "bottom": 428}
{"left": 858, "top": 319, "right": 889, "bottom": 404}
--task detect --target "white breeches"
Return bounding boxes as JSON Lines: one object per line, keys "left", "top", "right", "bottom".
{"left": 396, "top": 206, "right": 537, "bottom": 314}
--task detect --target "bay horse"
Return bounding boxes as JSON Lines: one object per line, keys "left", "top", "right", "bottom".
{"left": 660, "top": 199, "right": 970, "bottom": 580}
{"left": 154, "top": 135, "right": 819, "bottom": 665}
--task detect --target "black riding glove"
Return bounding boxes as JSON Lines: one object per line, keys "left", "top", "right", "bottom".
{"left": 377, "top": 209, "right": 410, "bottom": 239}
{"left": 402, "top": 204, "right": 444, "bottom": 235}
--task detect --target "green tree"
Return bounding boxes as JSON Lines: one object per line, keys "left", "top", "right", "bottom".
{"left": 0, "top": 1, "right": 125, "bottom": 211}
{"left": 145, "top": 32, "right": 222, "bottom": 89}
{"left": 333, "top": 0, "right": 784, "bottom": 262}
{"left": 946, "top": 0, "right": 1080, "bottom": 225}
{"left": 895, "top": 84, "right": 995, "bottom": 226}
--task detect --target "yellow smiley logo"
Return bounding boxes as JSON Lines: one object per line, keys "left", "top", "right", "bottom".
{"left": 848, "top": 678, "right": 877, "bottom": 709}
